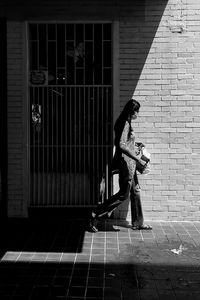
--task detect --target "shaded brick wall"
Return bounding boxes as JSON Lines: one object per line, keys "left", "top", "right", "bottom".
{"left": 0, "top": 18, "right": 8, "bottom": 218}
{"left": 7, "top": 21, "right": 27, "bottom": 217}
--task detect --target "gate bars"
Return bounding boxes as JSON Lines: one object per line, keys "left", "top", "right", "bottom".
{"left": 30, "top": 86, "right": 113, "bottom": 207}
{"left": 28, "top": 23, "right": 113, "bottom": 207}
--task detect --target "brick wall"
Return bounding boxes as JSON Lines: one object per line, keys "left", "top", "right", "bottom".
{"left": 115, "top": 0, "right": 200, "bottom": 221}
{"left": 0, "top": 18, "right": 7, "bottom": 218}
{"left": 7, "top": 22, "right": 28, "bottom": 217}
{"left": 2, "top": 0, "right": 200, "bottom": 220}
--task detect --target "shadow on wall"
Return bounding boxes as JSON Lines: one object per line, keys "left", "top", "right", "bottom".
{"left": 119, "top": 0, "right": 169, "bottom": 101}
{"left": 114, "top": 0, "right": 169, "bottom": 220}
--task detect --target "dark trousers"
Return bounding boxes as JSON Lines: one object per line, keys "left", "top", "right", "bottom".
{"left": 93, "top": 172, "right": 144, "bottom": 226}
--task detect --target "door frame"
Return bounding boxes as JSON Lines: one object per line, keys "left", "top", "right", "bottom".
{"left": 24, "top": 20, "right": 120, "bottom": 209}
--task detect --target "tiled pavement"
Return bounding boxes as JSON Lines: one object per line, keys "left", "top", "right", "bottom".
{"left": 1, "top": 218, "right": 200, "bottom": 299}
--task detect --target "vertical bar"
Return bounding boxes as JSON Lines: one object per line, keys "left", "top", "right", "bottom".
{"left": 92, "top": 24, "right": 94, "bottom": 85}
{"left": 60, "top": 87, "right": 63, "bottom": 205}
{"left": 36, "top": 24, "right": 39, "bottom": 70}
{"left": 46, "top": 25, "right": 49, "bottom": 207}
{"left": 78, "top": 87, "right": 81, "bottom": 205}
{"left": 92, "top": 86, "right": 95, "bottom": 204}
{"left": 83, "top": 86, "right": 86, "bottom": 205}
{"left": 37, "top": 87, "right": 40, "bottom": 206}
{"left": 74, "top": 86, "right": 77, "bottom": 205}
{"left": 83, "top": 24, "right": 85, "bottom": 86}
{"left": 102, "top": 25, "right": 105, "bottom": 203}
{"left": 64, "top": 87, "right": 67, "bottom": 205}
{"left": 102, "top": 24, "right": 103, "bottom": 85}
{"left": 32, "top": 87, "right": 35, "bottom": 206}
{"left": 87, "top": 87, "right": 90, "bottom": 204}
{"left": 46, "top": 87, "right": 50, "bottom": 206}
{"left": 101, "top": 86, "right": 104, "bottom": 203}
{"left": 42, "top": 87, "right": 45, "bottom": 206}
{"left": 74, "top": 25, "right": 76, "bottom": 85}
{"left": 96, "top": 87, "right": 100, "bottom": 204}
{"left": 33, "top": 87, "right": 36, "bottom": 206}
{"left": 105, "top": 87, "right": 109, "bottom": 198}
{"left": 55, "top": 25, "right": 58, "bottom": 206}
{"left": 55, "top": 87, "right": 59, "bottom": 206}
{"left": 69, "top": 87, "right": 72, "bottom": 205}
{"left": 51, "top": 87, "right": 54, "bottom": 206}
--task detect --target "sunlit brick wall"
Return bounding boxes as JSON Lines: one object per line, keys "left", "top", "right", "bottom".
{"left": 115, "top": 0, "right": 200, "bottom": 221}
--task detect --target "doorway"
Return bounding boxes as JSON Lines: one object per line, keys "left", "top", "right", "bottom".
{"left": 28, "top": 23, "right": 113, "bottom": 207}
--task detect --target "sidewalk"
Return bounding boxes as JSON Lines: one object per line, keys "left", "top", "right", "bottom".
{"left": 1, "top": 219, "right": 200, "bottom": 299}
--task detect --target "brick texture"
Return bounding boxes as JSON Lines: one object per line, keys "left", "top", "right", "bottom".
{"left": 7, "top": 22, "right": 27, "bottom": 217}
{"left": 116, "top": 0, "right": 200, "bottom": 221}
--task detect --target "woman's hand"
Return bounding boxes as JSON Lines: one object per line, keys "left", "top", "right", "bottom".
{"left": 137, "top": 158, "right": 147, "bottom": 167}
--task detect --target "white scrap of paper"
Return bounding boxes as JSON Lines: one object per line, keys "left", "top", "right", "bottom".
{"left": 170, "top": 244, "right": 187, "bottom": 255}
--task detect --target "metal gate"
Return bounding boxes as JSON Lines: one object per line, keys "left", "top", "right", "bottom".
{"left": 28, "top": 23, "right": 113, "bottom": 207}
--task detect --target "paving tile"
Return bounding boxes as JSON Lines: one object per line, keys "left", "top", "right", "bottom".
{"left": 67, "top": 286, "right": 85, "bottom": 297}
{"left": 87, "top": 276, "right": 104, "bottom": 287}
{"left": 104, "top": 286, "right": 121, "bottom": 298}
{"left": 155, "top": 279, "right": 173, "bottom": 290}
{"left": 106, "top": 243, "right": 118, "bottom": 250}
{"left": 121, "top": 287, "right": 140, "bottom": 300}
{"left": 157, "top": 289, "right": 176, "bottom": 300}
{"left": 75, "top": 254, "right": 90, "bottom": 262}
{"left": 49, "top": 286, "right": 68, "bottom": 297}
{"left": 36, "top": 275, "right": 54, "bottom": 285}
{"left": 92, "top": 248, "right": 105, "bottom": 255}
{"left": 92, "top": 242, "right": 105, "bottom": 249}
{"left": 90, "top": 255, "right": 104, "bottom": 263}
{"left": 52, "top": 276, "right": 70, "bottom": 286}
{"left": 73, "top": 267, "right": 88, "bottom": 278}
{"left": 60, "top": 254, "right": 76, "bottom": 262}
{"left": 1, "top": 252, "right": 21, "bottom": 262}
{"left": 139, "top": 288, "right": 159, "bottom": 300}
{"left": 174, "top": 290, "right": 195, "bottom": 300}
{"left": 86, "top": 287, "right": 103, "bottom": 297}
{"left": 88, "top": 268, "right": 104, "bottom": 278}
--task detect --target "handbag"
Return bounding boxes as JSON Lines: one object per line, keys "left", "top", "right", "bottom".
{"left": 135, "top": 143, "right": 151, "bottom": 175}
{"left": 112, "top": 143, "right": 151, "bottom": 175}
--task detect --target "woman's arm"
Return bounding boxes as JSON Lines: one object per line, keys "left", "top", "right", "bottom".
{"left": 119, "top": 121, "right": 140, "bottom": 162}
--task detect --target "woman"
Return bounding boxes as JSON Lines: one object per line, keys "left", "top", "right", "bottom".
{"left": 88, "top": 99, "right": 152, "bottom": 232}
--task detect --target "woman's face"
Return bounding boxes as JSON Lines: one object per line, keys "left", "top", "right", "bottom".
{"left": 130, "top": 110, "right": 139, "bottom": 120}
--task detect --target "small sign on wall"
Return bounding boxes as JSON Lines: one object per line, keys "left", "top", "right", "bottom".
{"left": 29, "top": 70, "right": 48, "bottom": 85}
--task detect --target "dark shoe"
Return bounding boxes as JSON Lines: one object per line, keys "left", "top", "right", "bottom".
{"left": 87, "top": 218, "right": 98, "bottom": 233}
{"left": 131, "top": 224, "right": 152, "bottom": 230}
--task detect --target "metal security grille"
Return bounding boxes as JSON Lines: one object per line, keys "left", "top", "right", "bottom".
{"left": 28, "top": 23, "right": 113, "bottom": 207}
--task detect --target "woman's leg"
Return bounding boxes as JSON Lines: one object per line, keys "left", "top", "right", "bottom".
{"left": 93, "top": 180, "right": 132, "bottom": 218}
{"left": 130, "top": 172, "right": 144, "bottom": 227}
{"left": 130, "top": 172, "right": 152, "bottom": 230}
{"left": 88, "top": 178, "right": 132, "bottom": 232}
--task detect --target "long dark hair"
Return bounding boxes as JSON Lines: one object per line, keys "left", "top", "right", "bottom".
{"left": 120, "top": 99, "right": 140, "bottom": 121}
{"left": 114, "top": 99, "right": 140, "bottom": 145}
